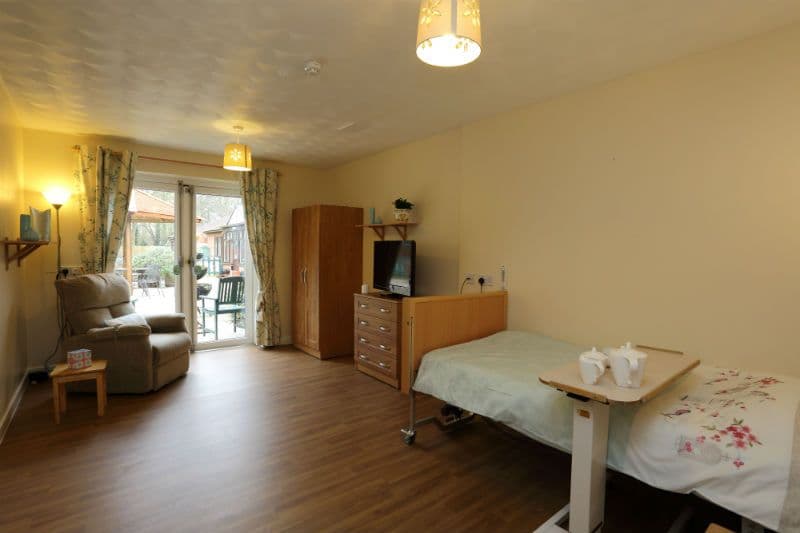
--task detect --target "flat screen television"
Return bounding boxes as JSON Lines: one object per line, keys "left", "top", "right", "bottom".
{"left": 373, "top": 240, "right": 416, "bottom": 296}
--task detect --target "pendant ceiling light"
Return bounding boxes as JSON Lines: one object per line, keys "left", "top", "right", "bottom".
{"left": 416, "top": 0, "right": 481, "bottom": 68}
{"left": 223, "top": 125, "right": 253, "bottom": 171}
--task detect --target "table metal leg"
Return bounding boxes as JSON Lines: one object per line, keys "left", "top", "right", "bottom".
{"left": 534, "top": 398, "right": 610, "bottom": 533}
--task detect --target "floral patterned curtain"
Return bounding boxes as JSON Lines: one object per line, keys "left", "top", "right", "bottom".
{"left": 241, "top": 168, "right": 281, "bottom": 347}
{"left": 75, "top": 146, "right": 136, "bottom": 273}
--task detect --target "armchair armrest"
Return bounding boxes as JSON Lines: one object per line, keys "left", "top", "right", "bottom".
{"left": 85, "top": 324, "right": 151, "bottom": 341}
{"left": 145, "top": 313, "right": 189, "bottom": 334}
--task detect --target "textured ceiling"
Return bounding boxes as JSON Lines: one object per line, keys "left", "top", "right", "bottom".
{"left": 0, "top": 0, "right": 799, "bottom": 168}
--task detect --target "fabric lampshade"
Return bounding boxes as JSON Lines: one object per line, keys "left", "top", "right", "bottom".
{"left": 223, "top": 142, "right": 252, "bottom": 171}
{"left": 416, "top": 0, "right": 482, "bottom": 68}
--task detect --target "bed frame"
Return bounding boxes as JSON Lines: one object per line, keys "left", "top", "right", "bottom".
{"left": 400, "top": 291, "right": 507, "bottom": 444}
{"left": 398, "top": 290, "right": 768, "bottom": 533}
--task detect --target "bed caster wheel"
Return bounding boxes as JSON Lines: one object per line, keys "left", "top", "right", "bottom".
{"left": 403, "top": 433, "right": 416, "bottom": 445}
{"left": 441, "top": 404, "right": 464, "bottom": 419}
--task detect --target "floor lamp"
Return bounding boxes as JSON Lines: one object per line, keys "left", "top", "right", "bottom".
{"left": 43, "top": 187, "right": 71, "bottom": 278}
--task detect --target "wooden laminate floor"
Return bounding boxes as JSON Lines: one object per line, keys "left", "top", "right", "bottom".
{"left": 0, "top": 346, "right": 737, "bottom": 533}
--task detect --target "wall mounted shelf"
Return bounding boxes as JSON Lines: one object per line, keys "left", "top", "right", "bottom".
{"left": 3, "top": 239, "right": 49, "bottom": 270}
{"left": 356, "top": 222, "right": 417, "bottom": 241}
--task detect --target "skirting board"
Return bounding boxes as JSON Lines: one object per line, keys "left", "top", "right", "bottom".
{"left": 0, "top": 372, "right": 28, "bottom": 446}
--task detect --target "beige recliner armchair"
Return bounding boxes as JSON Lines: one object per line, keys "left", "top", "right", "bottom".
{"left": 55, "top": 273, "right": 191, "bottom": 393}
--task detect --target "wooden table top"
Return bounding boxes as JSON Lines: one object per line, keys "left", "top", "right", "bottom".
{"left": 50, "top": 360, "right": 107, "bottom": 378}
{"left": 538, "top": 347, "right": 699, "bottom": 404}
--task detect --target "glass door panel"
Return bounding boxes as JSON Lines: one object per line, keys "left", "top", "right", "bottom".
{"left": 115, "top": 187, "right": 178, "bottom": 314}
{"left": 193, "top": 191, "right": 251, "bottom": 346}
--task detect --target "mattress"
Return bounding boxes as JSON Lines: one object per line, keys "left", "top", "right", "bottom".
{"left": 413, "top": 330, "right": 800, "bottom": 530}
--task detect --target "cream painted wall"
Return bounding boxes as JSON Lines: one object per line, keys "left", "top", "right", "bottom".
{"left": 21, "top": 129, "right": 329, "bottom": 368}
{"left": 0, "top": 76, "right": 28, "bottom": 421}
{"left": 329, "top": 23, "right": 800, "bottom": 376}
{"left": 327, "top": 130, "right": 462, "bottom": 296}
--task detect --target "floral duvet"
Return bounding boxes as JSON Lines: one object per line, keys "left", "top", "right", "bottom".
{"left": 413, "top": 331, "right": 800, "bottom": 531}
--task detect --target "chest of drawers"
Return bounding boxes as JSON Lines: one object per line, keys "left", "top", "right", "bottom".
{"left": 354, "top": 294, "right": 402, "bottom": 388}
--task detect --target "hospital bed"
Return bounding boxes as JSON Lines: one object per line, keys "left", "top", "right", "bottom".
{"left": 400, "top": 291, "right": 800, "bottom": 532}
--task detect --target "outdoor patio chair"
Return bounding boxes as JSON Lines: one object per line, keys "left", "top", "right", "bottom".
{"left": 200, "top": 276, "right": 245, "bottom": 341}
{"left": 140, "top": 264, "right": 163, "bottom": 296}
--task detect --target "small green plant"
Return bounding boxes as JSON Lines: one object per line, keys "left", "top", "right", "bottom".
{"left": 393, "top": 198, "right": 414, "bottom": 209}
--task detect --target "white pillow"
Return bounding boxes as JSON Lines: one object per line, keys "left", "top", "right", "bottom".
{"left": 105, "top": 313, "right": 148, "bottom": 328}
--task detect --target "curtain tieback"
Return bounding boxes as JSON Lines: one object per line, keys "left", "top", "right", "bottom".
{"left": 256, "top": 289, "right": 265, "bottom": 321}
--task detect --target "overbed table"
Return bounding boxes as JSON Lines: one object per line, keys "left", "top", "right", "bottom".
{"left": 537, "top": 347, "right": 700, "bottom": 533}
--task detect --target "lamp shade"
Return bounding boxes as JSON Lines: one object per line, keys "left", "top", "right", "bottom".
{"left": 43, "top": 186, "right": 71, "bottom": 207}
{"left": 416, "top": 0, "right": 481, "bottom": 68}
{"left": 223, "top": 142, "right": 252, "bottom": 171}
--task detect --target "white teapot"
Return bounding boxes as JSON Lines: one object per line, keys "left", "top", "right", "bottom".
{"left": 578, "top": 347, "right": 609, "bottom": 385}
{"left": 607, "top": 342, "right": 647, "bottom": 388}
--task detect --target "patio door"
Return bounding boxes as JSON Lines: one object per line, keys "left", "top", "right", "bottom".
{"left": 117, "top": 179, "right": 180, "bottom": 315}
{"left": 177, "top": 180, "right": 255, "bottom": 349}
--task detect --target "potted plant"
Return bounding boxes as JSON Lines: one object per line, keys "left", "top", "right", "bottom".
{"left": 393, "top": 198, "right": 415, "bottom": 222}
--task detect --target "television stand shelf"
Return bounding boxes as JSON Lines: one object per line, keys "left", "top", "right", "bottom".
{"left": 356, "top": 222, "right": 417, "bottom": 241}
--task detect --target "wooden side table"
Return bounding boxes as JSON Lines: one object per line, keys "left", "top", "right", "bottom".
{"left": 536, "top": 347, "right": 700, "bottom": 533}
{"left": 49, "top": 360, "right": 108, "bottom": 424}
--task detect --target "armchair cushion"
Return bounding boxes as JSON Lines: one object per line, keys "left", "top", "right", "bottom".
{"left": 150, "top": 332, "right": 192, "bottom": 365}
{"left": 72, "top": 308, "right": 114, "bottom": 334}
{"left": 56, "top": 273, "right": 133, "bottom": 333}
{"left": 85, "top": 324, "right": 151, "bottom": 341}
{"left": 145, "top": 313, "right": 189, "bottom": 334}
{"left": 105, "top": 313, "right": 149, "bottom": 328}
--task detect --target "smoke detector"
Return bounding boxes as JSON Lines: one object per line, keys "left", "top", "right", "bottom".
{"left": 303, "top": 59, "right": 322, "bottom": 76}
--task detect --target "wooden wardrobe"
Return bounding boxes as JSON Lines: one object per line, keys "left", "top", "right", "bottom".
{"left": 292, "top": 205, "right": 363, "bottom": 359}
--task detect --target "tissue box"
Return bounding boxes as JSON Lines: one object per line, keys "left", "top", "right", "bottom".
{"left": 67, "top": 349, "right": 92, "bottom": 370}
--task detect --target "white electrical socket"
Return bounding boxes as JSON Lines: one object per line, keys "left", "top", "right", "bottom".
{"left": 477, "top": 274, "right": 493, "bottom": 286}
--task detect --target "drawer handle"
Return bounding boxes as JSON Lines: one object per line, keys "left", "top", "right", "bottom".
{"left": 377, "top": 361, "right": 390, "bottom": 369}
{"left": 378, "top": 344, "right": 389, "bottom": 351}
{"left": 359, "top": 337, "right": 368, "bottom": 344}
{"left": 359, "top": 354, "right": 369, "bottom": 361}
{"left": 379, "top": 308, "right": 389, "bottom": 313}
{"left": 359, "top": 320, "right": 368, "bottom": 326}
{"left": 378, "top": 326, "right": 389, "bottom": 332}
{"left": 359, "top": 303, "right": 368, "bottom": 308}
